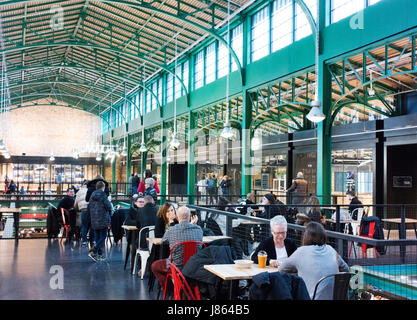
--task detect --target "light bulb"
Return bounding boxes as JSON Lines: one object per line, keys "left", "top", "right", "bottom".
{"left": 139, "top": 142, "right": 147, "bottom": 153}
{"left": 96, "top": 154, "right": 102, "bottom": 161}
{"left": 306, "top": 100, "right": 326, "bottom": 123}
{"left": 368, "top": 87, "right": 375, "bottom": 96}
{"left": 170, "top": 135, "right": 181, "bottom": 149}
{"left": 220, "top": 122, "right": 235, "bottom": 139}
{"left": 49, "top": 155, "right": 55, "bottom": 161}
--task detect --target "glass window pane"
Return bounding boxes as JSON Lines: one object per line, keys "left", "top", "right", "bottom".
{"left": 295, "top": 0, "right": 316, "bottom": 41}
{"left": 217, "top": 35, "right": 229, "bottom": 78}
{"left": 194, "top": 50, "right": 204, "bottom": 89}
{"left": 205, "top": 42, "right": 216, "bottom": 84}
{"left": 251, "top": 6, "right": 270, "bottom": 62}
{"left": 183, "top": 61, "right": 189, "bottom": 94}
{"left": 231, "top": 24, "right": 243, "bottom": 72}
{"left": 167, "top": 73, "right": 173, "bottom": 103}
{"left": 175, "top": 64, "right": 182, "bottom": 99}
{"left": 271, "top": 0, "right": 293, "bottom": 52}
{"left": 331, "top": 0, "right": 365, "bottom": 24}
{"left": 158, "top": 78, "right": 163, "bottom": 106}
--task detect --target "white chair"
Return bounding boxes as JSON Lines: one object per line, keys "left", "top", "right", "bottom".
{"left": 133, "top": 226, "right": 155, "bottom": 279}
{"left": 349, "top": 208, "right": 364, "bottom": 236}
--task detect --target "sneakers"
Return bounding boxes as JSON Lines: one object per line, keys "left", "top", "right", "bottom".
{"left": 82, "top": 242, "right": 88, "bottom": 247}
{"left": 96, "top": 254, "right": 106, "bottom": 262}
{"left": 88, "top": 252, "right": 98, "bottom": 262}
{"left": 89, "top": 245, "right": 95, "bottom": 253}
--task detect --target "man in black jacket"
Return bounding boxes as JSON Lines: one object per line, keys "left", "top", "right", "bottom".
{"left": 136, "top": 195, "right": 157, "bottom": 249}
{"left": 346, "top": 190, "right": 363, "bottom": 220}
{"left": 85, "top": 175, "right": 110, "bottom": 202}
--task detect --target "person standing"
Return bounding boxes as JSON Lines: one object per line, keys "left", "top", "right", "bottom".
{"left": 219, "top": 175, "right": 231, "bottom": 199}
{"left": 196, "top": 175, "right": 207, "bottom": 202}
{"left": 74, "top": 181, "right": 91, "bottom": 247}
{"left": 286, "top": 171, "right": 308, "bottom": 206}
{"left": 85, "top": 175, "right": 110, "bottom": 202}
{"left": 57, "top": 188, "right": 76, "bottom": 242}
{"left": 131, "top": 173, "right": 140, "bottom": 196}
{"left": 137, "top": 170, "right": 160, "bottom": 194}
{"left": 4, "top": 175, "right": 9, "bottom": 193}
{"left": 87, "top": 181, "right": 113, "bottom": 262}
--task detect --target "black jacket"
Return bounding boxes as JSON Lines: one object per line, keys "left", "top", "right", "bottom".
{"left": 144, "top": 187, "right": 157, "bottom": 202}
{"left": 47, "top": 206, "right": 60, "bottom": 238}
{"left": 360, "top": 216, "right": 386, "bottom": 255}
{"left": 57, "top": 195, "right": 75, "bottom": 226}
{"left": 87, "top": 189, "right": 112, "bottom": 230}
{"left": 131, "top": 176, "right": 140, "bottom": 188}
{"left": 111, "top": 208, "right": 129, "bottom": 243}
{"left": 85, "top": 179, "right": 110, "bottom": 202}
{"left": 57, "top": 195, "right": 75, "bottom": 212}
{"left": 154, "top": 215, "right": 178, "bottom": 238}
{"left": 249, "top": 272, "right": 310, "bottom": 300}
{"left": 251, "top": 237, "right": 297, "bottom": 265}
{"left": 349, "top": 197, "right": 363, "bottom": 220}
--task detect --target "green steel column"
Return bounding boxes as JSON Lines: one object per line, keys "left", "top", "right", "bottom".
{"left": 241, "top": 14, "right": 251, "bottom": 195}
{"left": 316, "top": 0, "right": 332, "bottom": 204}
{"left": 241, "top": 91, "right": 252, "bottom": 196}
{"left": 160, "top": 122, "right": 167, "bottom": 204}
{"left": 187, "top": 111, "right": 196, "bottom": 204}
{"left": 126, "top": 132, "right": 131, "bottom": 194}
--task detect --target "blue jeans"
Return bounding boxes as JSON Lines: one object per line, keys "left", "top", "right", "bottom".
{"left": 93, "top": 228, "right": 107, "bottom": 255}
{"left": 131, "top": 186, "right": 138, "bottom": 195}
{"left": 80, "top": 209, "right": 90, "bottom": 243}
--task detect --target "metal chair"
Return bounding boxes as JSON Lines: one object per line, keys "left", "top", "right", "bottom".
{"left": 169, "top": 263, "right": 200, "bottom": 300}
{"left": 133, "top": 225, "right": 155, "bottom": 279}
{"left": 163, "top": 240, "right": 206, "bottom": 300}
{"left": 312, "top": 272, "right": 354, "bottom": 300}
{"left": 59, "top": 208, "right": 70, "bottom": 243}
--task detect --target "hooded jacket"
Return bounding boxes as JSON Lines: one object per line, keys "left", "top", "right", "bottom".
{"left": 74, "top": 185, "right": 88, "bottom": 211}
{"left": 88, "top": 189, "right": 112, "bottom": 230}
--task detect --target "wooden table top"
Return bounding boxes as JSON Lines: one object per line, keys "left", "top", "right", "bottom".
{"left": 320, "top": 207, "right": 337, "bottom": 210}
{"left": 381, "top": 218, "right": 417, "bottom": 224}
{"left": 0, "top": 208, "right": 21, "bottom": 213}
{"left": 121, "top": 225, "right": 138, "bottom": 230}
{"left": 204, "top": 264, "right": 278, "bottom": 281}
{"left": 146, "top": 235, "right": 231, "bottom": 246}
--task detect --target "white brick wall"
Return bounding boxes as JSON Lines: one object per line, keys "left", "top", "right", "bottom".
{"left": 1, "top": 103, "right": 101, "bottom": 157}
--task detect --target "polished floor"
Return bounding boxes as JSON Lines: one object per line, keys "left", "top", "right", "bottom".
{"left": 0, "top": 238, "right": 153, "bottom": 300}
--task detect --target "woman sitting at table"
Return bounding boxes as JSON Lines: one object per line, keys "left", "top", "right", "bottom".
{"left": 251, "top": 215, "right": 297, "bottom": 267}
{"left": 278, "top": 221, "right": 349, "bottom": 300}
{"left": 155, "top": 202, "right": 178, "bottom": 238}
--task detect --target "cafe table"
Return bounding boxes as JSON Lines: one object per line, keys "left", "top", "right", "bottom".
{"left": 381, "top": 218, "right": 417, "bottom": 239}
{"left": 204, "top": 263, "right": 278, "bottom": 299}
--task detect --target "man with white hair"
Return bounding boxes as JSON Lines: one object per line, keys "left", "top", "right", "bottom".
{"left": 151, "top": 206, "right": 202, "bottom": 289}
{"left": 286, "top": 171, "right": 308, "bottom": 206}
{"left": 251, "top": 215, "right": 297, "bottom": 268}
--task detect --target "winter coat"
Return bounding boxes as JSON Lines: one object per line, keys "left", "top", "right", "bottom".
{"left": 74, "top": 186, "right": 88, "bottom": 211}
{"left": 137, "top": 179, "right": 160, "bottom": 194}
{"left": 136, "top": 203, "right": 158, "bottom": 248}
{"left": 132, "top": 175, "right": 140, "bottom": 188}
{"left": 251, "top": 237, "right": 297, "bottom": 265}
{"left": 360, "top": 216, "right": 386, "bottom": 255}
{"left": 154, "top": 215, "right": 178, "bottom": 238}
{"left": 47, "top": 206, "right": 60, "bottom": 238}
{"left": 249, "top": 272, "right": 311, "bottom": 300}
{"left": 144, "top": 187, "right": 158, "bottom": 202}
{"left": 111, "top": 208, "right": 129, "bottom": 243}
{"left": 85, "top": 179, "right": 110, "bottom": 202}
{"left": 87, "top": 189, "right": 112, "bottom": 230}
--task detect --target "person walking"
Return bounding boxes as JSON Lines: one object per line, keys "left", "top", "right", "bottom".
{"left": 219, "top": 175, "right": 232, "bottom": 200}
{"left": 286, "top": 171, "right": 308, "bottom": 206}
{"left": 87, "top": 181, "right": 113, "bottom": 262}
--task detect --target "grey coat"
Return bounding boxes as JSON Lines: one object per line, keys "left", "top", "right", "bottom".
{"left": 278, "top": 244, "right": 349, "bottom": 300}
{"left": 88, "top": 189, "right": 112, "bottom": 230}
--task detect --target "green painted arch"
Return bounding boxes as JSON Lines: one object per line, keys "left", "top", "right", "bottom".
{"left": 8, "top": 80, "right": 145, "bottom": 115}
{"left": 252, "top": 102, "right": 311, "bottom": 123}
{"left": 1, "top": 0, "right": 243, "bottom": 85}
{"left": 1, "top": 41, "right": 189, "bottom": 101}
{"left": 195, "top": 118, "right": 242, "bottom": 135}
{"left": 326, "top": 100, "right": 392, "bottom": 135}
{"left": 295, "top": 0, "right": 317, "bottom": 36}
{"left": 7, "top": 102, "right": 112, "bottom": 129}
{"left": 251, "top": 118, "right": 299, "bottom": 134}
{"left": 9, "top": 63, "right": 161, "bottom": 110}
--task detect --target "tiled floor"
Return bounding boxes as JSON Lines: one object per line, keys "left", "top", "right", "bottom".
{"left": 0, "top": 239, "right": 154, "bottom": 300}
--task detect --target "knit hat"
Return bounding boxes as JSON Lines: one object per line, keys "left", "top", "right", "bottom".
{"left": 296, "top": 172, "right": 304, "bottom": 179}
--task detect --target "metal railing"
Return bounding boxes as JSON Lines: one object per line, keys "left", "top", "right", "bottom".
{"left": 186, "top": 203, "right": 417, "bottom": 300}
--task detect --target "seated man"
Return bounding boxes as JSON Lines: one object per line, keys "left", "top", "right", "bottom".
{"left": 151, "top": 206, "right": 203, "bottom": 290}
{"left": 136, "top": 195, "right": 158, "bottom": 249}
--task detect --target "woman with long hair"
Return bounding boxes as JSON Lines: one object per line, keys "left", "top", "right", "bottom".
{"left": 278, "top": 222, "right": 349, "bottom": 300}
{"left": 154, "top": 202, "right": 178, "bottom": 238}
